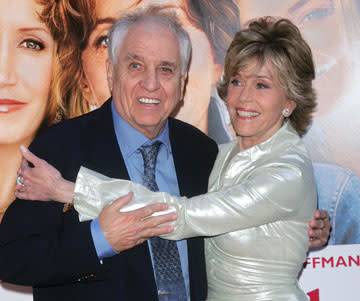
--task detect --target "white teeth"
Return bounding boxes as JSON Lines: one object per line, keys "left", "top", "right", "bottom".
{"left": 138, "top": 98, "right": 160, "bottom": 104}
{"left": 237, "top": 110, "right": 259, "bottom": 117}
{"left": 0, "top": 106, "right": 9, "bottom": 112}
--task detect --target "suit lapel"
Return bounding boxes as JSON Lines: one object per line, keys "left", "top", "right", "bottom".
{"left": 169, "top": 118, "right": 197, "bottom": 197}
{"left": 82, "top": 100, "right": 130, "bottom": 180}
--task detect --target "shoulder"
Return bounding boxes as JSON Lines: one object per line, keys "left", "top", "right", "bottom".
{"left": 27, "top": 101, "right": 112, "bottom": 174}
{"left": 31, "top": 102, "right": 110, "bottom": 151}
{"left": 38, "top": 102, "right": 110, "bottom": 142}
{"left": 168, "top": 117, "right": 218, "bottom": 159}
{"left": 169, "top": 118, "right": 217, "bottom": 148}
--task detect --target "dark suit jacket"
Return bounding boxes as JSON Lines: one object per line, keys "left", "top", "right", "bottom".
{"left": 0, "top": 100, "right": 218, "bottom": 301}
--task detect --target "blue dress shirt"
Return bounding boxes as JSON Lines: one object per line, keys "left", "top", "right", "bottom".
{"left": 90, "top": 101, "right": 190, "bottom": 299}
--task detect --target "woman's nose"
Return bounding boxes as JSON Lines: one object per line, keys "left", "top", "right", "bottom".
{"left": 0, "top": 39, "right": 17, "bottom": 87}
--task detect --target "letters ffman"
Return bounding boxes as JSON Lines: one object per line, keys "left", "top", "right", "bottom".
{"left": 304, "top": 255, "right": 360, "bottom": 269}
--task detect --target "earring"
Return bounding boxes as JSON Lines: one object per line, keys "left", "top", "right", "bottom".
{"left": 282, "top": 108, "right": 291, "bottom": 117}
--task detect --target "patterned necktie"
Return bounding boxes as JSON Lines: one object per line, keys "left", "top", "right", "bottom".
{"left": 139, "top": 141, "right": 187, "bottom": 301}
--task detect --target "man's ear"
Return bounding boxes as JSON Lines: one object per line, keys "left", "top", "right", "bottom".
{"left": 106, "top": 59, "right": 114, "bottom": 92}
{"left": 180, "top": 71, "right": 188, "bottom": 102}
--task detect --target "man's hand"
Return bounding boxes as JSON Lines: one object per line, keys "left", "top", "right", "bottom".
{"left": 308, "top": 209, "right": 331, "bottom": 248}
{"left": 15, "top": 145, "right": 74, "bottom": 203}
{"left": 99, "top": 193, "right": 177, "bottom": 252}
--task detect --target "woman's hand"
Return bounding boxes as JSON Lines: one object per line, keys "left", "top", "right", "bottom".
{"left": 15, "top": 145, "right": 74, "bottom": 204}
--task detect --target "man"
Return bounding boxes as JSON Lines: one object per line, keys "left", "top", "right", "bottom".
{"left": 0, "top": 7, "right": 217, "bottom": 301}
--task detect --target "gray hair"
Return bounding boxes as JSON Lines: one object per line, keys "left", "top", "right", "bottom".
{"left": 108, "top": 6, "right": 192, "bottom": 76}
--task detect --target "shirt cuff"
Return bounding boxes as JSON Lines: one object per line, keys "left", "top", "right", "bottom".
{"left": 90, "top": 218, "right": 119, "bottom": 260}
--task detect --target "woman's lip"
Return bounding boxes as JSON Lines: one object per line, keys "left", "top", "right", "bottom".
{"left": 0, "top": 99, "right": 27, "bottom": 113}
{"left": 235, "top": 107, "right": 257, "bottom": 112}
{"left": 235, "top": 107, "right": 260, "bottom": 119}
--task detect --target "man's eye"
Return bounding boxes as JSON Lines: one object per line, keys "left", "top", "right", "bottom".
{"left": 129, "top": 62, "right": 141, "bottom": 69}
{"left": 20, "top": 39, "right": 44, "bottom": 50}
{"left": 160, "top": 67, "right": 173, "bottom": 73}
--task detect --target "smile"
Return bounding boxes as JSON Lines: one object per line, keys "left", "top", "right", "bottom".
{"left": 138, "top": 97, "right": 160, "bottom": 104}
{"left": 236, "top": 110, "right": 260, "bottom": 117}
{"left": 0, "top": 99, "right": 27, "bottom": 113}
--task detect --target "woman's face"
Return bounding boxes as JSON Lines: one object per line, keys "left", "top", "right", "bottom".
{"left": 0, "top": 0, "right": 54, "bottom": 145}
{"left": 237, "top": 0, "right": 346, "bottom": 117}
{"left": 226, "top": 62, "right": 295, "bottom": 150}
{"left": 81, "top": 0, "right": 217, "bottom": 131}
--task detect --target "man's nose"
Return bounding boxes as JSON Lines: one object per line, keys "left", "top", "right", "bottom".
{"left": 141, "top": 69, "right": 160, "bottom": 91}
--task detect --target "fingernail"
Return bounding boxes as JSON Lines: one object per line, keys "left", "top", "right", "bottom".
{"left": 20, "top": 145, "right": 27, "bottom": 152}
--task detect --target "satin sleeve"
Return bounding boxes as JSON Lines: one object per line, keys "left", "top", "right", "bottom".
{"left": 74, "top": 161, "right": 311, "bottom": 240}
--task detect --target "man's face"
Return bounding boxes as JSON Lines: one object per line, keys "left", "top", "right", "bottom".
{"left": 81, "top": 0, "right": 215, "bottom": 132}
{"left": 107, "top": 21, "right": 185, "bottom": 139}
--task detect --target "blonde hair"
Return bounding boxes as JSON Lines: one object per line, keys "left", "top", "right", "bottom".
{"left": 36, "top": 0, "right": 96, "bottom": 133}
{"left": 218, "top": 17, "right": 317, "bottom": 136}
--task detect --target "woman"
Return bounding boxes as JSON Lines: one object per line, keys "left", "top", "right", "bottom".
{"left": 0, "top": 0, "right": 92, "bottom": 221}
{"left": 18, "top": 17, "right": 318, "bottom": 300}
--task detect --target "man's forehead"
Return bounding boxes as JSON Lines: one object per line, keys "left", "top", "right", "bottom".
{"left": 117, "top": 22, "right": 181, "bottom": 65}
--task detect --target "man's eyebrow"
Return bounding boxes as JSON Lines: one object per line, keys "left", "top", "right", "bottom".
{"left": 125, "top": 53, "right": 144, "bottom": 61}
{"left": 124, "top": 54, "right": 178, "bottom": 68}
{"left": 159, "top": 61, "right": 178, "bottom": 69}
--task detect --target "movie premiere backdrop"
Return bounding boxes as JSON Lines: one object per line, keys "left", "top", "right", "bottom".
{"left": 1, "top": 0, "right": 359, "bottom": 300}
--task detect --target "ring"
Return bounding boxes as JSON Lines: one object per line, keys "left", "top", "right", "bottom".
{"left": 16, "top": 175, "right": 25, "bottom": 187}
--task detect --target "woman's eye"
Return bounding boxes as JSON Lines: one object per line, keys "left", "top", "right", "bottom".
{"left": 95, "top": 35, "right": 109, "bottom": 48}
{"left": 257, "top": 82, "right": 268, "bottom": 89}
{"left": 20, "top": 39, "right": 44, "bottom": 50}
{"left": 301, "top": 8, "right": 332, "bottom": 24}
{"left": 231, "top": 79, "right": 242, "bottom": 86}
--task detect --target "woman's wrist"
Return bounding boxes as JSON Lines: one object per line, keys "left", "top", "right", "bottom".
{"left": 55, "top": 178, "right": 75, "bottom": 204}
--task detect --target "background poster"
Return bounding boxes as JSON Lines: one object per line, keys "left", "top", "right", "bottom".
{"left": 1, "top": 0, "right": 359, "bottom": 299}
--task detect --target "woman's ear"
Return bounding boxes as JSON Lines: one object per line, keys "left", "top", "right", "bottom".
{"left": 211, "top": 62, "right": 223, "bottom": 86}
{"left": 80, "top": 75, "right": 98, "bottom": 108}
{"left": 284, "top": 100, "right": 297, "bottom": 117}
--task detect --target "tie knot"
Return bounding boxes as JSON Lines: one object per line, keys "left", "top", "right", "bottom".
{"left": 139, "top": 141, "right": 162, "bottom": 191}
{"left": 139, "top": 141, "right": 162, "bottom": 167}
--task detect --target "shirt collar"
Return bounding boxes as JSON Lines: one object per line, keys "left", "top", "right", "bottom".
{"left": 111, "top": 100, "right": 172, "bottom": 158}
